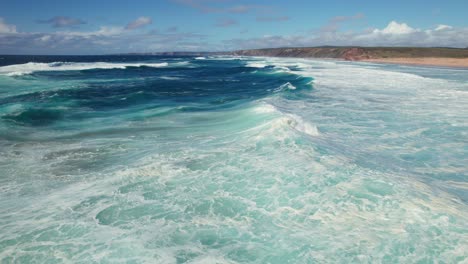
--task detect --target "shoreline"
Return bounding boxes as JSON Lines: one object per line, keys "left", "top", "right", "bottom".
{"left": 360, "top": 57, "right": 468, "bottom": 68}
{"left": 233, "top": 47, "right": 468, "bottom": 69}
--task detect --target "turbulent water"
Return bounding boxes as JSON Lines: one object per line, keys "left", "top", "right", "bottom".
{"left": 0, "top": 55, "right": 467, "bottom": 263}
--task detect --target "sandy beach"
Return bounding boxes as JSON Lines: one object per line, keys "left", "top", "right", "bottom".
{"left": 234, "top": 47, "right": 468, "bottom": 69}
{"left": 363, "top": 57, "right": 468, "bottom": 68}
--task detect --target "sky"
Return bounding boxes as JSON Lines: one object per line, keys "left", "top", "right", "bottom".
{"left": 0, "top": 0, "right": 467, "bottom": 54}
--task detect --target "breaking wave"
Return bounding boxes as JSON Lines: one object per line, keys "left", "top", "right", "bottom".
{"left": 0, "top": 61, "right": 170, "bottom": 76}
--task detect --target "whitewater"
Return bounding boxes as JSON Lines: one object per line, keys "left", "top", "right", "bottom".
{"left": 0, "top": 55, "right": 467, "bottom": 263}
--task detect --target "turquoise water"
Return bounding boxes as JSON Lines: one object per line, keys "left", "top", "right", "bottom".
{"left": 0, "top": 56, "right": 467, "bottom": 263}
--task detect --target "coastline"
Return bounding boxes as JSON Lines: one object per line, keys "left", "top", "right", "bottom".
{"left": 361, "top": 57, "right": 468, "bottom": 68}
{"left": 233, "top": 47, "right": 468, "bottom": 69}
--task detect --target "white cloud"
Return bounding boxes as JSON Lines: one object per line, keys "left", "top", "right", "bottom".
{"left": 225, "top": 21, "right": 468, "bottom": 49}
{"left": 373, "top": 21, "right": 416, "bottom": 35}
{"left": 43, "top": 26, "right": 125, "bottom": 43}
{"left": 39, "top": 35, "right": 51, "bottom": 42}
{"left": 91, "top": 26, "right": 125, "bottom": 36}
{"left": 0, "top": 25, "right": 210, "bottom": 54}
{"left": 435, "top": 24, "right": 453, "bottom": 31}
{"left": 1, "top": 18, "right": 467, "bottom": 54}
{"left": 0, "top": 17, "right": 17, "bottom": 33}
{"left": 126, "top": 17, "right": 152, "bottom": 30}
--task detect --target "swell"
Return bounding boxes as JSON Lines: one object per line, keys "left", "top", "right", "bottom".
{"left": 0, "top": 61, "right": 170, "bottom": 76}
{"left": 0, "top": 60, "right": 313, "bottom": 133}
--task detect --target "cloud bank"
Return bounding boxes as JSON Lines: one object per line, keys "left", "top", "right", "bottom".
{"left": 225, "top": 21, "right": 468, "bottom": 50}
{"left": 0, "top": 16, "right": 209, "bottom": 54}
{"left": 1, "top": 18, "right": 468, "bottom": 54}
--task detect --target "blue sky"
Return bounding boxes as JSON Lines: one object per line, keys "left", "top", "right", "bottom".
{"left": 1, "top": 0, "right": 467, "bottom": 54}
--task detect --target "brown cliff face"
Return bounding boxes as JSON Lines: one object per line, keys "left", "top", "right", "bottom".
{"left": 232, "top": 47, "right": 468, "bottom": 60}
{"left": 342, "top": 48, "right": 370, "bottom": 60}
{"left": 233, "top": 47, "right": 351, "bottom": 58}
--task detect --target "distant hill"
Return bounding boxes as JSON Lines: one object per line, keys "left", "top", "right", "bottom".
{"left": 232, "top": 47, "right": 468, "bottom": 61}
{"left": 114, "top": 51, "right": 228, "bottom": 56}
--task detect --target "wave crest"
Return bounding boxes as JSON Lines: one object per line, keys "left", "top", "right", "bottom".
{"left": 0, "top": 61, "right": 169, "bottom": 76}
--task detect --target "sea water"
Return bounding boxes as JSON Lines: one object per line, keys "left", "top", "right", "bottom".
{"left": 0, "top": 55, "right": 467, "bottom": 263}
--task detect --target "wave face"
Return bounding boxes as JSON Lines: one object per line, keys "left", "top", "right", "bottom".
{"left": 0, "top": 55, "right": 467, "bottom": 263}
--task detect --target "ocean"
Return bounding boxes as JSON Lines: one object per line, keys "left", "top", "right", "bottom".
{"left": 0, "top": 55, "right": 467, "bottom": 263}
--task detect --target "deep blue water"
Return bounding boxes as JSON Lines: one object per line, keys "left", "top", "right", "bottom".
{"left": 0, "top": 55, "right": 467, "bottom": 263}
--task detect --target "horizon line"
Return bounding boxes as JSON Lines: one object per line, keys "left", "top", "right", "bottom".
{"left": 2, "top": 46, "right": 468, "bottom": 56}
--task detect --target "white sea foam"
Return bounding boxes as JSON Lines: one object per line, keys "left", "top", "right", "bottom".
{"left": 272, "top": 65, "right": 292, "bottom": 73}
{"left": 0, "top": 61, "right": 169, "bottom": 76}
{"left": 254, "top": 114, "right": 320, "bottom": 140}
{"left": 285, "top": 114, "right": 320, "bottom": 136}
{"left": 246, "top": 62, "right": 269, "bottom": 68}
{"left": 252, "top": 103, "right": 278, "bottom": 114}
{"left": 195, "top": 57, "right": 206, "bottom": 60}
{"left": 159, "top": 76, "right": 182, "bottom": 80}
{"left": 251, "top": 100, "right": 319, "bottom": 137}
{"left": 171, "top": 61, "right": 191, "bottom": 67}
{"left": 275, "top": 82, "right": 296, "bottom": 92}
{"left": 208, "top": 56, "right": 244, "bottom": 60}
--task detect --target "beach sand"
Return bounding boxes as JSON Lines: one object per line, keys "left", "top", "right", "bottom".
{"left": 363, "top": 57, "right": 468, "bottom": 68}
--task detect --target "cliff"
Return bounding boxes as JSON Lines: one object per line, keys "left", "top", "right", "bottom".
{"left": 232, "top": 47, "right": 468, "bottom": 61}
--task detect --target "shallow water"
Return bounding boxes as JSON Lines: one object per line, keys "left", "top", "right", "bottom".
{"left": 0, "top": 55, "right": 467, "bottom": 263}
